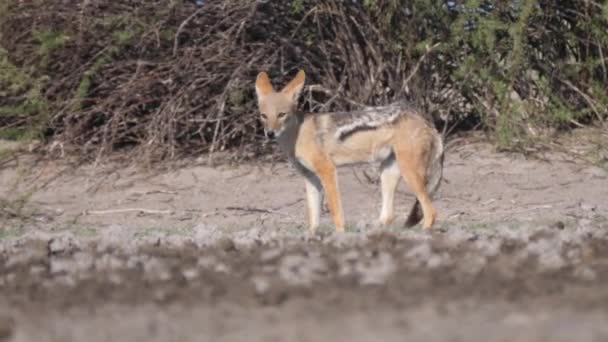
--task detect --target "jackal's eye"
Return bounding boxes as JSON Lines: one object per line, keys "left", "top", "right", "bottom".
{"left": 278, "top": 112, "right": 287, "bottom": 119}
{"left": 260, "top": 113, "right": 268, "bottom": 120}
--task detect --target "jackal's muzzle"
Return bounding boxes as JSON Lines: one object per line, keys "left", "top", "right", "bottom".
{"left": 264, "top": 128, "right": 276, "bottom": 140}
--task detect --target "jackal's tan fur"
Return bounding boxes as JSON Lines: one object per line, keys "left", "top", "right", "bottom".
{"left": 255, "top": 70, "right": 444, "bottom": 233}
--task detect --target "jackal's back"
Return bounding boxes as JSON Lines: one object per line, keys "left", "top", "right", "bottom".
{"left": 320, "top": 102, "right": 422, "bottom": 142}
{"left": 306, "top": 102, "right": 436, "bottom": 166}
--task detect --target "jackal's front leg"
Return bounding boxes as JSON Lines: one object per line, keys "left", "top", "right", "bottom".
{"left": 313, "top": 159, "right": 345, "bottom": 232}
{"left": 304, "top": 177, "right": 322, "bottom": 233}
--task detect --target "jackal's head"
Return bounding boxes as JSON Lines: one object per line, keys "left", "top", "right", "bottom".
{"left": 255, "top": 70, "right": 305, "bottom": 138}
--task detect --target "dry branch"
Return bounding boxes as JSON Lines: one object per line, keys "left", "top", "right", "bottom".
{"left": 85, "top": 208, "right": 173, "bottom": 215}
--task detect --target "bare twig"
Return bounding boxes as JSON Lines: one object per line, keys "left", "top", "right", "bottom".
{"left": 402, "top": 43, "right": 441, "bottom": 92}
{"left": 558, "top": 78, "right": 605, "bottom": 124}
{"left": 173, "top": 6, "right": 206, "bottom": 56}
{"left": 308, "top": 84, "right": 366, "bottom": 108}
{"left": 224, "top": 206, "right": 291, "bottom": 217}
{"left": 85, "top": 208, "right": 173, "bottom": 215}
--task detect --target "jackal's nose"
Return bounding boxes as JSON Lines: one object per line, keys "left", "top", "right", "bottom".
{"left": 264, "top": 129, "right": 275, "bottom": 140}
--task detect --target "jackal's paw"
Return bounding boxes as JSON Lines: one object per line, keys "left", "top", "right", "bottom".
{"left": 379, "top": 215, "right": 394, "bottom": 226}
{"left": 307, "top": 227, "right": 318, "bottom": 236}
{"left": 422, "top": 220, "right": 434, "bottom": 230}
{"left": 422, "top": 213, "right": 437, "bottom": 230}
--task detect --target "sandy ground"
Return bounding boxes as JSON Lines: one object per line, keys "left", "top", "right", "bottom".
{"left": 0, "top": 130, "right": 607, "bottom": 342}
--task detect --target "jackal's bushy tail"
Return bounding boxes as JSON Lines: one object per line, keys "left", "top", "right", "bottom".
{"left": 404, "top": 133, "right": 444, "bottom": 228}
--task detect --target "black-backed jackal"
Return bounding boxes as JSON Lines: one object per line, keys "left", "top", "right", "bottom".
{"left": 255, "top": 70, "right": 444, "bottom": 233}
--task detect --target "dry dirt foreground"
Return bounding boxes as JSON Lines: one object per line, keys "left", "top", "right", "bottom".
{"left": 1, "top": 134, "right": 608, "bottom": 342}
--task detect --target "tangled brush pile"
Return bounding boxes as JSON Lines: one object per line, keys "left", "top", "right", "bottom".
{"left": 1, "top": 0, "right": 606, "bottom": 162}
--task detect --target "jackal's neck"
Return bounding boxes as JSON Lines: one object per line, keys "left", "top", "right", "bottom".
{"left": 276, "top": 110, "right": 306, "bottom": 161}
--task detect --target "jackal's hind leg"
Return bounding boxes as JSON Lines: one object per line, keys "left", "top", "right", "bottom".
{"left": 304, "top": 176, "right": 322, "bottom": 233}
{"left": 379, "top": 155, "right": 401, "bottom": 226}
{"left": 393, "top": 146, "right": 436, "bottom": 229}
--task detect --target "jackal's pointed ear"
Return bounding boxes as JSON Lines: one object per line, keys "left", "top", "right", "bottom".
{"left": 255, "top": 72, "right": 274, "bottom": 100}
{"left": 281, "top": 70, "right": 306, "bottom": 102}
